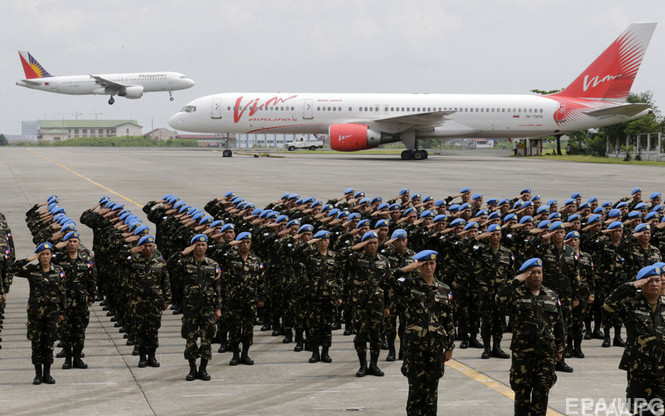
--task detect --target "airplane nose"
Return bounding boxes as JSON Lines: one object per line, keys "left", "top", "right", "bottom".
{"left": 168, "top": 113, "right": 184, "bottom": 129}
{"left": 186, "top": 78, "right": 195, "bottom": 88}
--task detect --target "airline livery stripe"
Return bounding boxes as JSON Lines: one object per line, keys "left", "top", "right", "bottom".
{"left": 28, "top": 149, "right": 143, "bottom": 208}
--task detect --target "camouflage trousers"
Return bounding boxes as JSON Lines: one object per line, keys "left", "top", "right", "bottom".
{"left": 559, "top": 296, "right": 573, "bottom": 343}
{"left": 225, "top": 302, "right": 257, "bottom": 348}
{"left": 352, "top": 296, "right": 384, "bottom": 356}
{"left": 509, "top": 350, "right": 557, "bottom": 416}
{"left": 626, "top": 372, "right": 665, "bottom": 416}
{"left": 181, "top": 305, "right": 216, "bottom": 360}
{"left": 571, "top": 297, "right": 588, "bottom": 339}
{"left": 27, "top": 308, "right": 59, "bottom": 365}
{"left": 305, "top": 299, "right": 335, "bottom": 348}
{"left": 132, "top": 298, "right": 163, "bottom": 351}
{"left": 454, "top": 286, "right": 480, "bottom": 336}
{"left": 384, "top": 302, "right": 405, "bottom": 346}
{"left": 401, "top": 336, "right": 445, "bottom": 416}
{"left": 60, "top": 296, "right": 90, "bottom": 350}
{"left": 480, "top": 294, "right": 504, "bottom": 340}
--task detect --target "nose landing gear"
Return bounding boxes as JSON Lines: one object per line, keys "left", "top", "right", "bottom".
{"left": 169, "top": 90, "right": 174, "bottom": 101}
{"left": 108, "top": 96, "right": 115, "bottom": 105}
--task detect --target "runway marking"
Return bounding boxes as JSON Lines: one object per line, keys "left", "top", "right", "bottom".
{"left": 446, "top": 359, "right": 564, "bottom": 416}
{"left": 28, "top": 149, "right": 143, "bottom": 208}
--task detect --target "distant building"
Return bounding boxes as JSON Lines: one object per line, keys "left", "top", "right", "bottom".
{"left": 37, "top": 120, "right": 142, "bottom": 142}
{"left": 22, "top": 120, "right": 39, "bottom": 138}
{"left": 146, "top": 128, "right": 178, "bottom": 141}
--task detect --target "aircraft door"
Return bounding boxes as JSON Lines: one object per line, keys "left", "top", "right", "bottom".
{"left": 211, "top": 98, "right": 223, "bottom": 119}
{"left": 303, "top": 99, "right": 314, "bottom": 119}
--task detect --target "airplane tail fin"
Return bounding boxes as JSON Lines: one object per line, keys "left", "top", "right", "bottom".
{"left": 552, "top": 23, "right": 656, "bottom": 102}
{"left": 18, "top": 50, "right": 53, "bottom": 79}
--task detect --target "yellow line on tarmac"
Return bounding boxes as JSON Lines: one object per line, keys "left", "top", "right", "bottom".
{"left": 445, "top": 359, "right": 565, "bottom": 416}
{"left": 28, "top": 148, "right": 143, "bottom": 208}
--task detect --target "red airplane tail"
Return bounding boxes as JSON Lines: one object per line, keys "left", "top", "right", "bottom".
{"left": 18, "top": 50, "right": 53, "bottom": 79}
{"left": 551, "top": 23, "right": 656, "bottom": 102}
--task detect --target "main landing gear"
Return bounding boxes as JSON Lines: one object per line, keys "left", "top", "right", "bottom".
{"left": 108, "top": 96, "right": 115, "bottom": 105}
{"left": 400, "top": 149, "right": 429, "bottom": 160}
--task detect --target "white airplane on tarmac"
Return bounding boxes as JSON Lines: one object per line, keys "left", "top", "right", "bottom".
{"left": 16, "top": 51, "right": 195, "bottom": 105}
{"left": 169, "top": 23, "right": 656, "bottom": 160}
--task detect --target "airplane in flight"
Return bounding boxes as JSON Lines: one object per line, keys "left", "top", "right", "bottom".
{"left": 169, "top": 22, "right": 656, "bottom": 160}
{"left": 16, "top": 51, "right": 195, "bottom": 105}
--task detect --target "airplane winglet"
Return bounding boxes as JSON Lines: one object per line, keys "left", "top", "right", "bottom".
{"left": 18, "top": 50, "right": 53, "bottom": 79}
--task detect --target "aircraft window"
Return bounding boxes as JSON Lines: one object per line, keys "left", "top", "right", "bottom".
{"left": 480, "top": 108, "right": 484, "bottom": 112}
{"left": 332, "top": 107, "right": 336, "bottom": 111}
{"left": 180, "top": 106, "right": 196, "bottom": 113}
{"left": 349, "top": 107, "right": 352, "bottom": 111}
{"left": 317, "top": 107, "right": 320, "bottom": 111}
{"left": 529, "top": 108, "right": 533, "bottom": 113}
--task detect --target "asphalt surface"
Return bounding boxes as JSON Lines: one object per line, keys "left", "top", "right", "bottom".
{"left": 1, "top": 146, "right": 659, "bottom": 416}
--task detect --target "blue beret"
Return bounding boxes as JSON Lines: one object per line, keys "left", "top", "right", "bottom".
{"left": 361, "top": 231, "right": 378, "bottom": 242}
{"left": 547, "top": 212, "right": 561, "bottom": 220}
{"left": 460, "top": 187, "right": 471, "bottom": 193}
{"left": 250, "top": 208, "right": 262, "bottom": 216}
{"left": 128, "top": 221, "right": 142, "bottom": 232}
{"left": 348, "top": 213, "right": 361, "bottom": 220}
{"left": 530, "top": 195, "right": 541, "bottom": 201}
{"left": 192, "top": 212, "right": 204, "bottom": 221}
{"left": 356, "top": 219, "right": 370, "bottom": 229}
{"left": 419, "top": 210, "right": 434, "bottom": 218}
{"left": 298, "top": 224, "right": 314, "bottom": 234}
{"left": 138, "top": 235, "right": 155, "bottom": 246}
{"left": 391, "top": 229, "right": 408, "bottom": 239}
{"left": 547, "top": 199, "right": 558, "bottom": 206}
{"left": 593, "top": 207, "right": 604, "bottom": 214}
{"left": 190, "top": 234, "right": 208, "bottom": 244}
{"left": 265, "top": 211, "right": 278, "bottom": 220}
{"left": 519, "top": 258, "right": 543, "bottom": 271}
{"left": 519, "top": 216, "right": 533, "bottom": 224}
{"left": 47, "top": 194, "right": 59, "bottom": 203}
{"left": 645, "top": 212, "right": 658, "bottom": 221}
{"left": 449, "top": 204, "right": 460, "bottom": 212}
{"left": 375, "top": 219, "right": 389, "bottom": 228}
{"left": 488, "top": 212, "right": 499, "bottom": 220}
{"left": 433, "top": 214, "right": 447, "bottom": 223}
{"left": 199, "top": 216, "right": 213, "bottom": 226}
{"left": 237, "top": 203, "right": 247, "bottom": 210}
{"left": 313, "top": 230, "right": 331, "bottom": 239}
{"left": 235, "top": 232, "right": 252, "bottom": 241}
{"left": 411, "top": 194, "right": 422, "bottom": 200}
{"left": 371, "top": 196, "right": 383, "bottom": 204}
{"left": 210, "top": 220, "right": 224, "bottom": 228}
{"left": 520, "top": 188, "right": 531, "bottom": 195}
{"left": 302, "top": 197, "right": 314, "bottom": 204}
{"left": 112, "top": 203, "right": 124, "bottom": 211}
{"left": 221, "top": 223, "right": 235, "bottom": 232}
{"left": 565, "top": 231, "right": 580, "bottom": 240}
{"left": 35, "top": 242, "right": 54, "bottom": 253}
{"left": 389, "top": 203, "right": 401, "bottom": 211}
{"left": 587, "top": 214, "right": 601, "bottom": 224}
{"left": 634, "top": 223, "right": 651, "bottom": 233}
{"left": 568, "top": 214, "right": 581, "bottom": 222}
{"left": 653, "top": 262, "right": 665, "bottom": 271}
{"left": 51, "top": 206, "right": 65, "bottom": 215}
{"left": 174, "top": 200, "right": 186, "bottom": 209}
{"left": 498, "top": 198, "right": 510, "bottom": 206}
{"left": 650, "top": 192, "right": 662, "bottom": 200}
{"left": 636, "top": 265, "right": 660, "bottom": 281}
{"left": 571, "top": 192, "right": 581, "bottom": 199}
{"left": 328, "top": 208, "right": 341, "bottom": 217}
{"left": 224, "top": 191, "right": 236, "bottom": 197}
{"left": 354, "top": 192, "right": 365, "bottom": 199}
{"left": 275, "top": 215, "right": 289, "bottom": 223}
{"left": 403, "top": 208, "right": 416, "bottom": 216}
{"left": 537, "top": 220, "right": 551, "bottom": 229}
{"left": 487, "top": 224, "right": 501, "bottom": 233}
{"left": 608, "top": 209, "right": 622, "bottom": 218}
{"left": 178, "top": 204, "right": 191, "bottom": 214}
{"left": 358, "top": 198, "right": 370, "bottom": 205}
{"left": 344, "top": 188, "right": 354, "bottom": 194}
{"left": 231, "top": 197, "right": 243, "bottom": 205}
{"left": 549, "top": 221, "right": 564, "bottom": 231}
{"left": 602, "top": 201, "right": 612, "bottom": 208}
{"left": 322, "top": 204, "right": 333, "bottom": 212}
{"left": 134, "top": 225, "right": 150, "bottom": 235}
{"left": 631, "top": 187, "right": 642, "bottom": 195}
{"left": 628, "top": 211, "right": 642, "bottom": 219}
{"left": 450, "top": 218, "right": 466, "bottom": 227}
{"left": 61, "top": 222, "right": 77, "bottom": 232}
{"left": 486, "top": 198, "right": 498, "bottom": 205}
{"left": 476, "top": 209, "right": 488, "bottom": 216}
{"left": 423, "top": 196, "right": 433, "bottom": 203}
{"left": 258, "top": 210, "right": 272, "bottom": 219}
{"left": 653, "top": 205, "right": 664, "bottom": 212}
{"left": 336, "top": 211, "right": 349, "bottom": 220}
{"left": 413, "top": 250, "right": 438, "bottom": 261}
{"left": 399, "top": 188, "right": 409, "bottom": 196}
{"left": 503, "top": 214, "right": 517, "bottom": 222}
{"left": 287, "top": 219, "right": 301, "bottom": 228}
{"left": 464, "top": 222, "right": 479, "bottom": 231}
{"left": 471, "top": 193, "right": 483, "bottom": 200}
{"left": 459, "top": 203, "right": 471, "bottom": 211}
{"left": 537, "top": 206, "right": 550, "bottom": 214}
{"left": 564, "top": 198, "right": 576, "bottom": 206}
{"left": 616, "top": 202, "right": 628, "bottom": 208}
{"left": 608, "top": 221, "right": 623, "bottom": 230}
{"left": 522, "top": 201, "right": 532, "bottom": 208}
{"left": 99, "top": 196, "right": 110, "bottom": 204}
{"left": 513, "top": 201, "right": 523, "bottom": 209}
{"left": 281, "top": 192, "right": 290, "bottom": 199}
{"left": 63, "top": 231, "right": 80, "bottom": 241}
{"left": 377, "top": 203, "right": 389, "bottom": 211}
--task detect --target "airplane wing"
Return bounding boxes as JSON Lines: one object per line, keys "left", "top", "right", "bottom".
{"left": 376, "top": 110, "right": 456, "bottom": 126}
{"left": 90, "top": 74, "right": 128, "bottom": 92}
{"left": 584, "top": 103, "right": 651, "bottom": 118}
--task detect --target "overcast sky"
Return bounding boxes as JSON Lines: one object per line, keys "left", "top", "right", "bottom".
{"left": 1, "top": 0, "right": 663, "bottom": 135}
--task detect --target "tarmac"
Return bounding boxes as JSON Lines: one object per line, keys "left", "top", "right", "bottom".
{"left": 1, "top": 146, "right": 661, "bottom": 416}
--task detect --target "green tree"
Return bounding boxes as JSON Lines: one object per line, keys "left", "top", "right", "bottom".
{"left": 0, "top": 134, "right": 8, "bottom": 146}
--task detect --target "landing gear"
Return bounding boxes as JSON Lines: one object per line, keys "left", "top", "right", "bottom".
{"left": 108, "top": 96, "right": 115, "bottom": 105}
{"left": 400, "top": 149, "right": 428, "bottom": 160}
{"left": 222, "top": 149, "right": 232, "bottom": 157}
{"left": 169, "top": 91, "right": 174, "bottom": 101}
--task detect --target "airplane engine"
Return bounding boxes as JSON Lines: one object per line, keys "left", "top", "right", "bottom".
{"left": 119, "top": 86, "right": 144, "bottom": 99}
{"left": 329, "top": 124, "right": 384, "bottom": 151}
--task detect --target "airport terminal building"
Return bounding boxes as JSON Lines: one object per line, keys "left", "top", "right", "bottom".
{"left": 37, "top": 120, "right": 142, "bottom": 142}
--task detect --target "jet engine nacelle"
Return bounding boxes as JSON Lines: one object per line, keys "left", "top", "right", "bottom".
{"left": 329, "top": 124, "right": 383, "bottom": 152}
{"left": 119, "top": 86, "right": 144, "bottom": 99}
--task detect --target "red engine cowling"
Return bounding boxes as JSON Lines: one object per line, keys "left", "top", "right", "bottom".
{"left": 329, "top": 124, "right": 382, "bottom": 151}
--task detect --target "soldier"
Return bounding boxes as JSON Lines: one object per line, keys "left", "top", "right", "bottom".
{"left": 604, "top": 265, "right": 665, "bottom": 416}
{"left": 347, "top": 231, "right": 391, "bottom": 377}
{"left": 220, "top": 232, "right": 265, "bottom": 366}
{"left": 397, "top": 250, "right": 455, "bottom": 416}
{"left": 619, "top": 223, "right": 662, "bottom": 283}
{"left": 123, "top": 235, "right": 171, "bottom": 368}
{"left": 52, "top": 231, "right": 96, "bottom": 370}
{"left": 497, "top": 258, "right": 565, "bottom": 416}
{"left": 169, "top": 234, "right": 221, "bottom": 381}
{"left": 564, "top": 230, "right": 594, "bottom": 359}
{"left": 12, "top": 242, "right": 66, "bottom": 385}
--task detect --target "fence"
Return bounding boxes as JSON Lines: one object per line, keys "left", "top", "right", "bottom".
{"left": 607, "top": 132, "right": 664, "bottom": 161}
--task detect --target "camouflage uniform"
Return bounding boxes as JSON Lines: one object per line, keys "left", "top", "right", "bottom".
{"left": 619, "top": 241, "right": 662, "bottom": 284}
{"left": 572, "top": 250, "right": 594, "bottom": 346}
{"left": 12, "top": 259, "right": 66, "bottom": 365}
{"left": 397, "top": 275, "right": 455, "bottom": 416}
{"left": 381, "top": 244, "right": 416, "bottom": 360}
{"left": 497, "top": 278, "right": 565, "bottom": 416}
{"left": 604, "top": 283, "right": 665, "bottom": 414}
{"left": 169, "top": 252, "right": 221, "bottom": 361}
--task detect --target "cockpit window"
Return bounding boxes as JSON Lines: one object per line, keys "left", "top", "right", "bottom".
{"left": 181, "top": 106, "right": 196, "bottom": 113}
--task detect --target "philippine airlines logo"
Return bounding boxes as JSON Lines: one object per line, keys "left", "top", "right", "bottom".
{"left": 234, "top": 95, "right": 298, "bottom": 123}
{"left": 582, "top": 74, "right": 619, "bottom": 92}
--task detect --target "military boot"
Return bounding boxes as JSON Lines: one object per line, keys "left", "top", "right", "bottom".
{"left": 368, "top": 353, "right": 384, "bottom": 377}
{"left": 564, "top": 340, "right": 573, "bottom": 359}
{"left": 343, "top": 320, "right": 353, "bottom": 336}
{"left": 468, "top": 334, "right": 484, "bottom": 349}
{"left": 555, "top": 359, "right": 574, "bottom": 373}
{"left": 481, "top": 336, "right": 492, "bottom": 359}
{"left": 240, "top": 344, "right": 254, "bottom": 365}
{"left": 584, "top": 320, "right": 592, "bottom": 340}
{"left": 355, "top": 352, "right": 367, "bottom": 377}
{"left": 33, "top": 364, "right": 42, "bottom": 385}
{"left": 293, "top": 330, "right": 304, "bottom": 352}
{"left": 386, "top": 339, "right": 396, "bottom": 362}
{"left": 282, "top": 329, "right": 293, "bottom": 344}
{"left": 321, "top": 347, "right": 332, "bottom": 363}
{"left": 186, "top": 359, "right": 198, "bottom": 381}
{"left": 492, "top": 336, "right": 510, "bottom": 359}
{"left": 229, "top": 346, "right": 240, "bottom": 366}
{"left": 62, "top": 348, "right": 72, "bottom": 369}
{"left": 198, "top": 358, "right": 211, "bottom": 381}
{"left": 42, "top": 363, "right": 56, "bottom": 384}
{"left": 309, "top": 346, "right": 320, "bottom": 363}
{"left": 73, "top": 347, "right": 88, "bottom": 369}
{"left": 56, "top": 348, "right": 67, "bottom": 358}
{"left": 613, "top": 326, "right": 625, "bottom": 347}
{"left": 147, "top": 348, "right": 160, "bottom": 367}
{"left": 573, "top": 336, "right": 585, "bottom": 358}
{"left": 138, "top": 348, "right": 147, "bottom": 368}
{"left": 459, "top": 333, "right": 469, "bottom": 349}
{"left": 591, "top": 321, "right": 605, "bottom": 339}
